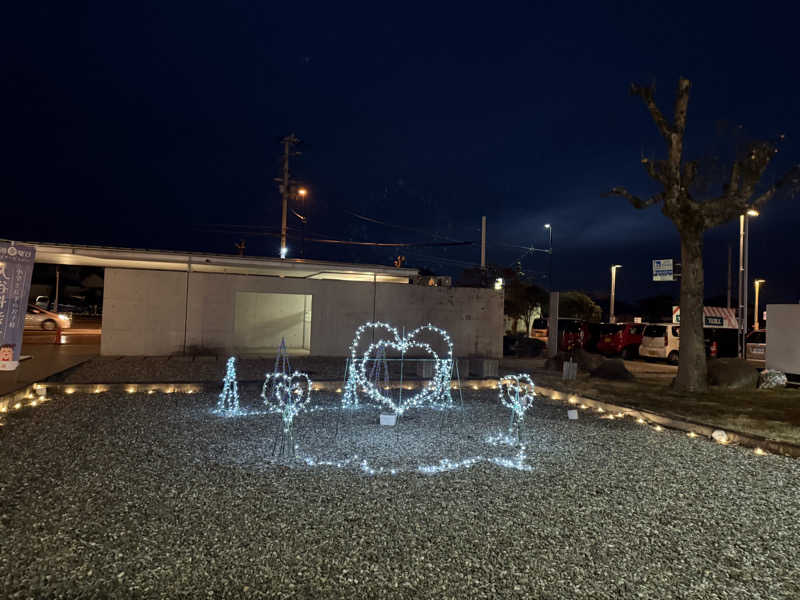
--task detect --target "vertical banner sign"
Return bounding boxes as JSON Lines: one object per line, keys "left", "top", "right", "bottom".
{"left": 0, "top": 242, "right": 36, "bottom": 371}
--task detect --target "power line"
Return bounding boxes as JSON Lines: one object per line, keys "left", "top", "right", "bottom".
{"left": 194, "top": 225, "right": 474, "bottom": 249}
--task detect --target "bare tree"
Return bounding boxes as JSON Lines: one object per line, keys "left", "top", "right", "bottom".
{"left": 610, "top": 77, "right": 799, "bottom": 392}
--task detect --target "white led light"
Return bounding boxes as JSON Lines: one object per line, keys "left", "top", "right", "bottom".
{"left": 261, "top": 371, "right": 312, "bottom": 433}
{"left": 217, "top": 357, "right": 240, "bottom": 414}
{"left": 498, "top": 374, "right": 535, "bottom": 443}
{"left": 342, "top": 322, "right": 454, "bottom": 414}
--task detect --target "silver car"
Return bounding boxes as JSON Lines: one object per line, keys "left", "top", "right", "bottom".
{"left": 24, "top": 305, "right": 72, "bottom": 330}
{"left": 745, "top": 330, "right": 766, "bottom": 361}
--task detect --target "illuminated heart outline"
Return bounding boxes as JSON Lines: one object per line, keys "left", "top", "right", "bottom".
{"left": 261, "top": 371, "right": 312, "bottom": 425}
{"left": 345, "top": 322, "right": 455, "bottom": 412}
{"left": 405, "top": 324, "right": 454, "bottom": 403}
{"left": 358, "top": 338, "right": 443, "bottom": 413}
{"left": 498, "top": 374, "right": 535, "bottom": 419}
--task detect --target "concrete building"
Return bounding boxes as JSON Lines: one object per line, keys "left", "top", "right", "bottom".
{"left": 24, "top": 242, "right": 503, "bottom": 359}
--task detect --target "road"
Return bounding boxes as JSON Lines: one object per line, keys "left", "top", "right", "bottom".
{"left": 22, "top": 315, "right": 101, "bottom": 347}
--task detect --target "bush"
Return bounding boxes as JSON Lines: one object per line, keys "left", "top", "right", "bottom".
{"left": 514, "top": 337, "right": 546, "bottom": 358}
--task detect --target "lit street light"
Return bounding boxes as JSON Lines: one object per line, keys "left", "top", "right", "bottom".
{"left": 738, "top": 208, "right": 759, "bottom": 356}
{"left": 610, "top": 264, "right": 622, "bottom": 323}
{"left": 753, "top": 279, "right": 765, "bottom": 331}
{"left": 544, "top": 224, "right": 553, "bottom": 289}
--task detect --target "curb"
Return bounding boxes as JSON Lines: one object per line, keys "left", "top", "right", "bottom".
{"left": 536, "top": 385, "right": 800, "bottom": 458}
{"left": 3, "top": 379, "right": 798, "bottom": 458}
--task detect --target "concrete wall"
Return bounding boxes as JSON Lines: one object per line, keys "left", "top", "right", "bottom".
{"left": 102, "top": 268, "right": 503, "bottom": 358}
{"left": 101, "top": 268, "right": 189, "bottom": 356}
{"left": 765, "top": 304, "right": 800, "bottom": 376}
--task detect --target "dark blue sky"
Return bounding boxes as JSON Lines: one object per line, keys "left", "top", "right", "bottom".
{"left": 4, "top": 1, "right": 800, "bottom": 303}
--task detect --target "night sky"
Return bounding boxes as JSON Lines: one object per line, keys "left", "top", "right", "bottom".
{"left": 5, "top": 2, "right": 800, "bottom": 304}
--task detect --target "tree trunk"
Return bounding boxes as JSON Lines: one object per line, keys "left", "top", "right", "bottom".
{"left": 674, "top": 229, "right": 707, "bottom": 392}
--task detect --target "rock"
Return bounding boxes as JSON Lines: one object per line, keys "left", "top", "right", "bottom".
{"left": 712, "top": 429, "right": 730, "bottom": 444}
{"left": 544, "top": 354, "right": 564, "bottom": 372}
{"left": 573, "top": 348, "right": 604, "bottom": 373}
{"left": 590, "top": 358, "right": 634, "bottom": 381}
{"left": 759, "top": 370, "right": 788, "bottom": 389}
{"left": 707, "top": 358, "right": 759, "bottom": 389}
{"left": 514, "top": 338, "right": 546, "bottom": 358}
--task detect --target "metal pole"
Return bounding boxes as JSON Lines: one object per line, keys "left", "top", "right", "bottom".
{"left": 738, "top": 215, "right": 744, "bottom": 357}
{"left": 744, "top": 215, "right": 750, "bottom": 339}
{"left": 610, "top": 266, "right": 617, "bottom": 324}
{"left": 548, "top": 225, "right": 553, "bottom": 290}
{"left": 480, "top": 216, "right": 486, "bottom": 270}
{"left": 54, "top": 266, "right": 60, "bottom": 312}
{"left": 753, "top": 281, "right": 760, "bottom": 331}
{"left": 726, "top": 245, "right": 732, "bottom": 309}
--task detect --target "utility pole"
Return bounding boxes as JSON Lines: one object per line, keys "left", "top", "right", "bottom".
{"left": 54, "top": 266, "right": 60, "bottom": 312}
{"left": 738, "top": 215, "right": 744, "bottom": 357}
{"left": 277, "top": 133, "right": 300, "bottom": 258}
{"left": 726, "top": 245, "right": 732, "bottom": 309}
{"left": 610, "top": 264, "right": 622, "bottom": 323}
{"left": 480, "top": 216, "right": 486, "bottom": 270}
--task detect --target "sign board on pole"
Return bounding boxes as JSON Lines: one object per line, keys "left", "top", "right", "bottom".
{"left": 547, "top": 291, "right": 559, "bottom": 358}
{"left": 0, "top": 242, "right": 36, "bottom": 371}
{"left": 653, "top": 259, "right": 674, "bottom": 281}
{"left": 672, "top": 306, "right": 738, "bottom": 329}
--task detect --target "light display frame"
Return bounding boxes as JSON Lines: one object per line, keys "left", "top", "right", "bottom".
{"left": 342, "top": 322, "right": 455, "bottom": 415}
{"left": 261, "top": 370, "right": 312, "bottom": 457}
{"left": 498, "top": 373, "right": 535, "bottom": 445}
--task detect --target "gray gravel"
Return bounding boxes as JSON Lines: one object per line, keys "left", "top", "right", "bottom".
{"left": 1, "top": 389, "right": 799, "bottom": 599}
{"left": 56, "top": 355, "right": 352, "bottom": 384}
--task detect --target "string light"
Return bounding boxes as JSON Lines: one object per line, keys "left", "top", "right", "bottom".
{"left": 299, "top": 453, "right": 530, "bottom": 475}
{"left": 261, "top": 371, "right": 312, "bottom": 434}
{"left": 217, "top": 357, "right": 240, "bottom": 414}
{"left": 342, "top": 322, "right": 454, "bottom": 414}
{"left": 497, "top": 374, "right": 535, "bottom": 444}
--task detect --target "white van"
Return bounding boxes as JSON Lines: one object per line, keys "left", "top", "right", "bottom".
{"left": 639, "top": 323, "right": 680, "bottom": 364}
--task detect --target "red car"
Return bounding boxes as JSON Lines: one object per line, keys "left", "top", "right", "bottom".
{"left": 558, "top": 319, "right": 590, "bottom": 351}
{"left": 595, "top": 323, "right": 643, "bottom": 359}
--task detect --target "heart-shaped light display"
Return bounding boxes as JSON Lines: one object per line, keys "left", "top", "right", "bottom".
{"left": 342, "top": 322, "right": 454, "bottom": 414}
{"left": 261, "top": 370, "right": 312, "bottom": 430}
{"left": 498, "top": 374, "right": 535, "bottom": 421}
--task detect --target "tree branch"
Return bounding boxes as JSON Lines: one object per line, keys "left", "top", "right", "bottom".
{"left": 641, "top": 157, "right": 671, "bottom": 186}
{"left": 607, "top": 187, "right": 661, "bottom": 209}
{"left": 630, "top": 83, "right": 673, "bottom": 142}
{"left": 673, "top": 78, "right": 691, "bottom": 137}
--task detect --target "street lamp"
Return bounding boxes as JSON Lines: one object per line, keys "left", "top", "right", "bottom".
{"left": 738, "top": 208, "right": 759, "bottom": 355}
{"left": 610, "top": 265, "right": 622, "bottom": 323}
{"left": 544, "top": 224, "right": 553, "bottom": 289}
{"left": 295, "top": 187, "right": 309, "bottom": 257}
{"left": 753, "top": 279, "right": 765, "bottom": 331}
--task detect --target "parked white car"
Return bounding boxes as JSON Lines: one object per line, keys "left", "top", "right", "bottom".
{"left": 24, "top": 305, "right": 72, "bottom": 330}
{"left": 639, "top": 323, "right": 680, "bottom": 364}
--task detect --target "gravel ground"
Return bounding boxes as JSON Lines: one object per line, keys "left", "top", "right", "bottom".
{"left": 1, "top": 389, "right": 799, "bottom": 599}
{"left": 56, "top": 356, "right": 352, "bottom": 384}
{"left": 54, "top": 356, "right": 537, "bottom": 385}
